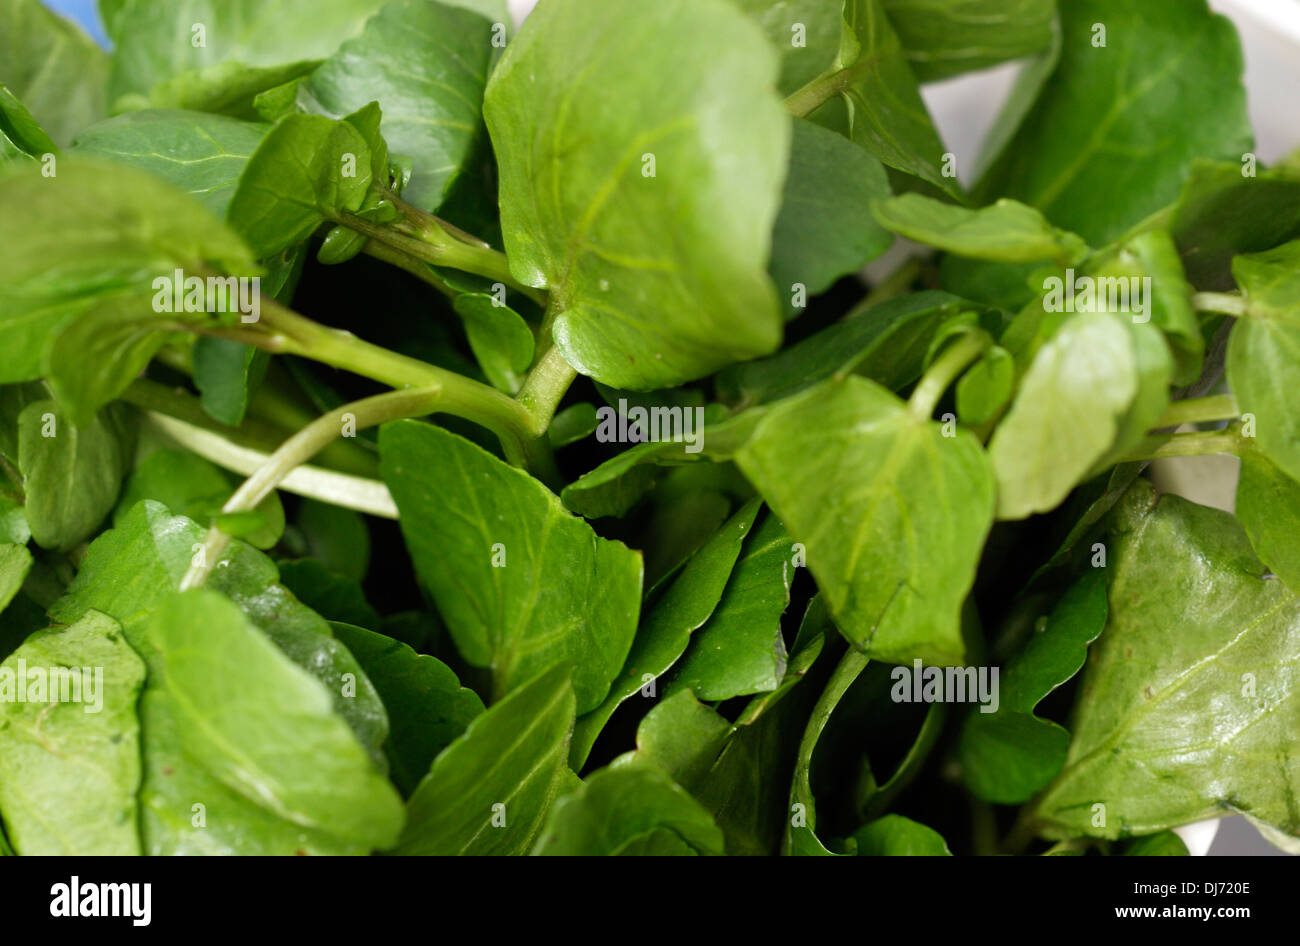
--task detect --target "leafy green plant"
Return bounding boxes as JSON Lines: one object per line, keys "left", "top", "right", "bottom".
{"left": 0, "top": 0, "right": 1297, "bottom": 856}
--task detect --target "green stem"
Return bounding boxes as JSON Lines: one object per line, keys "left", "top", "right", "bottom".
{"left": 515, "top": 345, "right": 578, "bottom": 437}
{"left": 178, "top": 386, "right": 444, "bottom": 591}
{"left": 785, "top": 61, "right": 862, "bottom": 118}
{"left": 1114, "top": 424, "right": 1246, "bottom": 462}
{"left": 849, "top": 257, "right": 923, "bottom": 317}
{"left": 972, "top": 798, "right": 1001, "bottom": 857}
{"left": 1193, "top": 291, "right": 1250, "bottom": 318}
{"left": 908, "top": 332, "right": 991, "bottom": 423}
{"left": 1154, "top": 393, "right": 1239, "bottom": 429}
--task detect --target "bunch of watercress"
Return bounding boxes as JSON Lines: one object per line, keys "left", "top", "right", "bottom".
{"left": 0, "top": 0, "right": 1297, "bottom": 857}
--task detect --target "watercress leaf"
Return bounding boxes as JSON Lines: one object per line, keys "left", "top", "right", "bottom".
{"left": 956, "top": 345, "right": 1014, "bottom": 426}
{"left": 532, "top": 764, "right": 724, "bottom": 856}
{"left": 148, "top": 589, "right": 404, "bottom": 848}
{"left": 330, "top": 621, "right": 485, "bottom": 798}
{"left": 116, "top": 59, "right": 320, "bottom": 120}
{"left": 279, "top": 558, "right": 378, "bottom": 628}
{"left": 394, "top": 664, "right": 575, "bottom": 855}
{"left": 611, "top": 688, "right": 735, "bottom": 788}
{"left": 1170, "top": 159, "right": 1300, "bottom": 290}
{"left": 228, "top": 113, "right": 372, "bottom": 257}
{"left": 1231, "top": 240, "right": 1300, "bottom": 321}
{"left": 973, "top": 0, "right": 1252, "bottom": 246}
{"left": 72, "top": 109, "right": 269, "bottom": 217}
{"left": 989, "top": 312, "right": 1139, "bottom": 520}
{"left": 105, "top": 0, "right": 389, "bottom": 102}
{"left": 114, "top": 447, "right": 284, "bottom": 549}
{"left": 850, "top": 814, "right": 951, "bottom": 855}
{"left": 733, "top": 0, "right": 841, "bottom": 95}
{"left": 302, "top": 0, "right": 495, "bottom": 210}
{"left": 452, "top": 292, "right": 534, "bottom": 394}
{"left": 547, "top": 402, "right": 599, "bottom": 449}
{"left": 1236, "top": 453, "right": 1300, "bottom": 596}
{"left": 805, "top": 0, "right": 960, "bottom": 199}
{"left": 671, "top": 512, "right": 792, "bottom": 700}
{"left": 959, "top": 570, "right": 1108, "bottom": 804}
{"left": 0, "top": 610, "right": 145, "bottom": 855}
{"left": 192, "top": 335, "right": 270, "bottom": 426}
{"left": 0, "top": 159, "right": 256, "bottom": 388}
{"left": 1124, "top": 831, "right": 1189, "bottom": 856}
{"left": 18, "top": 400, "right": 133, "bottom": 551}
{"left": 0, "top": 85, "right": 58, "bottom": 163}
{"left": 872, "top": 195, "right": 1090, "bottom": 265}
{"left": 716, "top": 290, "right": 969, "bottom": 409}
{"left": 484, "top": 0, "right": 788, "bottom": 389}
{"left": 571, "top": 499, "right": 761, "bottom": 768}
{"left": 0, "top": 0, "right": 108, "bottom": 146}
{"left": 296, "top": 497, "right": 371, "bottom": 582}
{"left": 735, "top": 376, "right": 994, "bottom": 665}
{"left": 1091, "top": 320, "right": 1173, "bottom": 472}
{"left": 0, "top": 542, "right": 34, "bottom": 615}
{"left": 1034, "top": 482, "right": 1300, "bottom": 847}
{"left": 881, "top": 0, "right": 1055, "bottom": 82}
{"left": 51, "top": 500, "right": 388, "bottom": 762}
{"left": 771, "top": 118, "right": 892, "bottom": 316}
{"left": 379, "top": 420, "right": 642, "bottom": 712}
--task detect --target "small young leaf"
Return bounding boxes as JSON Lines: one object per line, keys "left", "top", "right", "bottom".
{"left": 850, "top": 815, "right": 951, "bottom": 856}
{"left": 873, "top": 195, "right": 1089, "bottom": 265}
{"left": 452, "top": 292, "right": 534, "bottom": 394}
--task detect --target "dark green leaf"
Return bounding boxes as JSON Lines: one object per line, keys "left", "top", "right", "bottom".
{"left": 0, "top": 84, "right": 57, "bottom": 162}
{"left": 296, "top": 497, "right": 371, "bottom": 582}
{"left": 1124, "top": 831, "right": 1189, "bottom": 856}
{"left": 882, "top": 0, "right": 1055, "bottom": 82}
{"left": 192, "top": 335, "right": 270, "bottom": 426}
{"left": 850, "top": 814, "right": 951, "bottom": 855}
{"left": 279, "top": 558, "right": 378, "bottom": 628}
{"left": 453, "top": 292, "right": 534, "bottom": 394}
{"left": 1236, "top": 452, "right": 1300, "bottom": 596}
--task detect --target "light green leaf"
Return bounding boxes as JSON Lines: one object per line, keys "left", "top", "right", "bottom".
{"left": 850, "top": 814, "right": 951, "bottom": 855}
{"left": 1237, "top": 452, "right": 1300, "bottom": 596}
{"left": 771, "top": 118, "right": 892, "bottom": 314}
{"left": 1033, "top": 482, "right": 1300, "bottom": 846}
{"left": 73, "top": 109, "right": 269, "bottom": 217}
{"left": 882, "top": 0, "right": 1055, "bottom": 82}
{"left": 672, "top": 512, "right": 792, "bottom": 700}
{"left": 547, "top": 402, "right": 599, "bottom": 448}
{"left": 302, "top": 0, "right": 495, "bottom": 210}
{"left": 872, "top": 195, "right": 1089, "bottom": 265}
{"left": 485, "top": 0, "right": 788, "bottom": 389}
{"left": 330, "top": 621, "right": 485, "bottom": 798}
{"left": 0, "top": 610, "right": 145, "bottom": 855}
{"left": 973, "top": 0, "right": 1252, "bottom": 245}
{"left": 735, "top": 376, "right": 994, "bottom": 664}
{"left": 0, "top": 84, "right": 58, "bottom": 162}
{"left": 989, "top": 312, "right": 1139, "bottom": 520}
{"left": 379, "top": 420, "right": 642, "bottom": 712}
{"left": 955, "top": 345, "right": 1013, "bottom": 426}
{"left": 18, "top": 400, "right": 133, "bottom": 551}
{"left": 0, "top": 0, "right": 107, "bottom": 146}
{"left": 453, "top": 292, "right": 534, "bottom": 394}
{"left": 394, "top": 664, "right": 575, "bottom": 855}
{"left": 0, "top": 542, "right": 34, "bottom": 617}
{"left": 147, "top": 589, "right": 403, "bottom": 849}
{"left": 116, "top": 60, "right": 320, "bottom": 120}
{"left": 1232, "top": 240, "right": 1300, "bottom": 321}
{"left": 734, "top": 0, "right": 842, "bottom": 95}
{"left": 532, "top": 764, "right": 724, "bottom": 856}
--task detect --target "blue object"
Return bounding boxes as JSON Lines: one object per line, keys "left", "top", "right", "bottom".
{"left": 42, "top": 0, "right": 111, "bottom": 47}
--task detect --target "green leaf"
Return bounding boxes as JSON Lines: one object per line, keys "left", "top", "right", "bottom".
{"left": 547, "top": 402, "right": 599, "bottom": 448}
{"left": 1033, "top": 482, "right": 1300, "bottom": 847}
{"left": 114, "top": 447, "right": 284, "bottom": 549}
{"left": 1236, "top": 453, "right": 1300, "bottom": 596}
{"left": 0, "top": 85, "right": 58, "bottom": 162}
{"left": 301, "top": 0, "right": 495, "bottom": 210}
{"left": 379, "top": 420, "right": 642, "bottom": 712}
{"left": 0, "top": 610, "right": 145, "bottom": 855}
{"left": 672, "top": 512, "right": 792, "bottom": 700}
{"left": 989, "top": 312, "right": 1139, "bottom": 520}
{"left": 279, "top": 558, "right": 378, "bottom": 628}
{"left": 851, "top": 814, "right": 950, "bottom": 855}
{"left": 873, "top": 195, "right": 1089, "bottom": 265}
{"left": 733, "top": 0, "right": 841, "bottom": 96}
{"left": 532, "top": 764, "right": 724, "bottom": 855}
{"left": 716, "top": 290, "right": 969, "bottom": 409}
{"left": 571, "top": 499, "right": 761, "bottom": 767}
{"left": 73, "top": 109, "right": 269, "bottom": 217}
{"left": 804, "top": 0, "right": 959, "bottom": 198}
{"left": 453, "top": 292, "right": 534, "bottom": 394}
{"left": 394, "top": 664, "right": 575, "bottom": 855}
{"left": 484, "top": 0, "right": 788, "bottom": 389}
{"left": 1232, "top": 239, "right": 1300, "bottom": 320}
{"left": 330, "top": 621, "right": 484, "bottom": 798}
{"left": 192, "top": 335, "right": 270, "bottom": 426}
{"left": 1170, "top": 159, "right": 1300, "bottom": 290}
{"left": 881, "top": 0, "right": 1055, "bottom": 82}
{"left": 296, "top": 498, "right": 371, "bottom": 582}
{"left": 0, "top": 0, "right": 107, "bottom": 146}
{"left": 116, "top": 60, "right": 320, "bottom": 121}
{"left": 18, "top": 400, "right": 133, "bottom": 551}
{"left": 956, "top": 345, "right": 1013, "bottom": 426}
{"left": 52, "top": 500, "right": 388, "bottom": 763}
{"left": 959, "top": 570, "right": 1108, "bottom": 804}
{"left": 147, "top": 589, "right": 403, "bottom": 849}
{"left": 0, "top": 542, "right": 32, "bottom": 613}
{"left": 228, "top": 113, "right": 373, "bottom": 257}
{"left": 735, "top": 376, "right": 994, "bottom": 665}
{"left": 973, "top": 0, "right": 1252, "bottom": 245}
{"left": 105, "top": 0, "right": 388, "bottom": 102}
{"left": 1124, "top": 831, "right": 1189, "bottom": 856}
{"left": 771, "top": 118, "right": 892, "bottom": 314}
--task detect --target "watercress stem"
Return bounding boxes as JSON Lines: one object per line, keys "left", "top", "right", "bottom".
{"left": 1114, "top": 424, "right": 1246, "bottom": 462}
{"left": 907, "top": 332, "right": 991, "bottom": 423}
{"left": 1192, "top": 291, "right": 1250, "bottom": 318}
{"left": 1154, "top": 393, "right": 1239, "bottom": 429}
{"left": 515, "top": 344, "right": 578, "bottom": 437}
{"left": 785, "top": 60, "right": 865, "bottom": 118}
